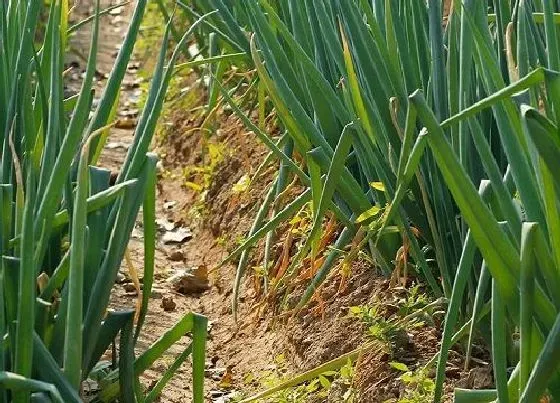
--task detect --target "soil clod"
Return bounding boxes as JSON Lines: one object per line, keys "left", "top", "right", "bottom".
{"left": 161, "top": 296, "right": 177, "bottom": 312}
{"left": 167, "top": 266, "right": 210, "bottom": 295}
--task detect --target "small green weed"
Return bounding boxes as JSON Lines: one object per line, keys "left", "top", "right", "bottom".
{"left": 349, "top": 286, "right": 430, "bottom": 350}
{"left": 234, "top": 355, "right": 356, "bottom": 403}
{"left": 349, "top": 288, "right": 442, "bottom": 403}
{"left": 288, "top": 202, "right": 314, "bottom": 238}
{"left": 183, "top": 141, "right": 226, "bottom": 191}
{"left": 349, "top": 304, "right": 403, "bottom": 346}
{"left": 397, "top": 284, "right": 430, "bottom": 317}
{"left": 385, "top": 363, "right": 435, "bottom": 403}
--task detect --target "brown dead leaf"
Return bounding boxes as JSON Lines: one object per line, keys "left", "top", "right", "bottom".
{"left": 218, "top": 366, "right": 234, "bottom": 389}
{"left": 115, "top": 118, "right": 137, "bottom": 129}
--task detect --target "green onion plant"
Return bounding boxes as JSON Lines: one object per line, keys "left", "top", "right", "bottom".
{"left": 0, "top": 1, "right": 209, "bottom": 401}
{"left": 187, "top": 0, "right": 560, "bottom": 400}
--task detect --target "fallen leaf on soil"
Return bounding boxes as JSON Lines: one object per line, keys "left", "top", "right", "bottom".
{"left": 162, "top": 227, "right": 193, "bottom": 244}
{"left": 155, "top": 218, "right": 176, "bottom": 232}
{"left": 218, "top": 366, "right": 234, "bottom": 389}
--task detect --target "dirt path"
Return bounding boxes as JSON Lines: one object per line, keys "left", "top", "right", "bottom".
{"left": 67, "top": 2, "right": 285, "bottom": 402}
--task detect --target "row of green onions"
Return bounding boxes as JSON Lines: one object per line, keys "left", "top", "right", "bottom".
{"left": 184, "top": 0, "right": 560, "bottom": 401}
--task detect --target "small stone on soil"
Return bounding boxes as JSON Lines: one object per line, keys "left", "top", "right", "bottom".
{"left": 156, "top": 161, "right": 165, "bottom": 174}
{"left": 168, "top": 250, "right": 185, "bottom": 262}
{"left": 116, "top": 272, "right": 127, "bottom": 284}
{"left": 163, "top": 200, "right": 177, "bottom": 210}
{"left": 109, "top": 6, "right": 124, "bottom": 15}
{"left": 115, "top": 118, "right": 136, "bottom": 129}
{"left": 123, "top": 283, "right": 138, "bottom": 293}
{"left": 205, "top": 367, "right": 226, "bottom": 379}
{"left": 211, "top": 394, "right": 238, "bottom": 403}
{"left": 122, "top": 79, "right": 142, "bottom": 89}
{"left": 118, "top": 108, "right": 139, "bottom": 118}
{"left": 167, "top": 266, "right": 210, "bottom": 295}
{"left": 162, "top": 227, "right": 193, "bottom": 244}
{"left": 131, "top": 227, "right": 143, "bottom": 239}
{"left": 209, "top": 390, "right": 228, "bottom": 399}
{"left": 156, "top": 218, "right": 176, "bottom": 232}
